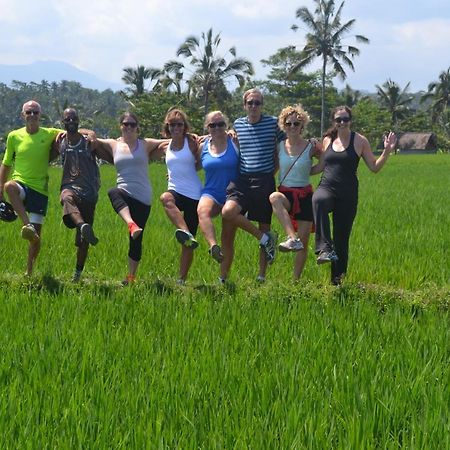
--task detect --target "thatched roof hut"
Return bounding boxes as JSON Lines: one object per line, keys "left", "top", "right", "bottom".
{"left": 378, "top": 132, "right": 438, "bottom": 154}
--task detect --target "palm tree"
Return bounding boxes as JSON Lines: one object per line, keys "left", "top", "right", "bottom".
{"left": 421, "top": 67, "right": 450, "bottom": 124}
{"left": 164, "top": 28, "right": 254, "bottom": 113}
{"left": 121, "top": 65, "right": 161, "bottom": 96}
{"left": 291, "top": 0, "right": 369, "bottom": 135}
{"left": 375, "top": 79, "right": 413, "bottom": 128}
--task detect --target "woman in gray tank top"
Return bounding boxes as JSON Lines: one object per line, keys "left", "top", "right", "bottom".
{"left": 95, "top": 112, "right": 167, "bottom": 285}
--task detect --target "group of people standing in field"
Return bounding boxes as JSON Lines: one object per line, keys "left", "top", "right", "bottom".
{"left": 0, "top": 89, "right": 397, "bottom": 286}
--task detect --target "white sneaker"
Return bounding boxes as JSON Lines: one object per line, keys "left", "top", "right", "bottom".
{"left": 278, "top": 237, "right": 304, "bottom": 252}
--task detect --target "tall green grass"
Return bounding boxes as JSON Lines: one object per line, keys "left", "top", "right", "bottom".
{"left": 0, "top": 154, "right": 449, "bottom": 448}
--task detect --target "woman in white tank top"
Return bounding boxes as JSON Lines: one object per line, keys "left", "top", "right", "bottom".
{"left": 159, "top": 108, "right": 202, "bottom": 284}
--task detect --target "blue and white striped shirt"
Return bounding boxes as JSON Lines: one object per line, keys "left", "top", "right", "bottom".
{"left": 234, "top": 114, "right": 285, "bottom": 174}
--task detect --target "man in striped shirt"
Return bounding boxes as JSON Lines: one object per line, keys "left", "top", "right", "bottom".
{"left": 222, "top": 88, "right": 285, "bottom": 282}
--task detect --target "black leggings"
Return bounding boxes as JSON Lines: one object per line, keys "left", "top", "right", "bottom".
{"left": 108, "top": 187, "right": 151, "bottom": 262}
{"left": 312, "top": 187, "right": 358, "bottom": 280}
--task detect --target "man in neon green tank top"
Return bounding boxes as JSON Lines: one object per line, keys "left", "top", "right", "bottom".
{"left": 0, "top": 100, "right": 60, "bottom": 275}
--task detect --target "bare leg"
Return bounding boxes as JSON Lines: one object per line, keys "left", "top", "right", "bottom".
{"left": 5, "top": 181, "right": 29, "bottom": 225}
{"left": 197, "top": 196, "right": 221, "bottom": 247}
{"left": 179, "top": 247, "right": 194, "bottom": 281}
{"left": 220, "top": 218, "right": 237, "bottom": 280}
{"left": 270, "top": 192, "right": 296, "bottom": 240}
{"left": 258, "top": 222, "right": 270, "bottom": 279}
{"left": 26, "top": 223, "right": 42, "bottom": 276}
{"left": 160, "top": 191, "right": 189, "bottom": 230}
{"left": 293, "top": 221, "right": 312, "bottom": 280}
{"left": 76, "top": 243, "right": 89, "bottom": 268}
{"left": 222, "top": 200, "right": 264, "bottom": 240}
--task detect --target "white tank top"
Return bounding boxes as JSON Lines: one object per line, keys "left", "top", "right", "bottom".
{"left": 166, "top": 137, "right": 202, "bottom": 200}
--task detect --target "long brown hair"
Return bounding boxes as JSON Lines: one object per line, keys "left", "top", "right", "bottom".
{"left": 323, "top": 105, "right": 352, "bottom": 141}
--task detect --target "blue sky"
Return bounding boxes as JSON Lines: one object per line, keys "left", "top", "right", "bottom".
{"left": 0, "top": 0, "right": 449, "bottom": 92}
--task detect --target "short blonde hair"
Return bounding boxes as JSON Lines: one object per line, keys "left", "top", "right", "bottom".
{"left": 203, "top": 110, "right": 229, "bottom": 130}
{"left": 243, "top": 88, "right": 263, "bottom": 104}
{"left": 278, "top": 104, "right": 310, "bottom": 131}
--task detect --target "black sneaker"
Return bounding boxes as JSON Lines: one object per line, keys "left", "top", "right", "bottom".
{"left": 260, "top": 231, "right": 277, "bottom": 264}
{"left": 175, "top": 229, "right": 199, "bottom": 249}
{"left": 80, "top": 223, "right": 99, "bottom": 246}
{"left": 317, "top": 250, "right": 338, "bottom": 265}
{"left": 209, "top": 244, "right": 223, "bottom": 263}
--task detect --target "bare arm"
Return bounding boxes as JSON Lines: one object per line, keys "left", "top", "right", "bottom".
{"left": 187, "top": 134, "right": 201, "bottom": 171}
{"left": 92, "top": 137, "right": 115, "bottom": 164}
{"left": 0, "top": 164, "right": 12, "bottom": 200}
{"left": 145, "top": 137, "right": 169, "bottom": 162}
{"left": 310, "top": 138, "right": 328, "bottom": 175}
{"left": 360, "top": 132, "right": 397, "bottom": 173}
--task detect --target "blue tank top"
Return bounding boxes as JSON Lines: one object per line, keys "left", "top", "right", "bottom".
{"left": 201, "top": 136, "right": 239, "bottom": 205}
{"left": 278, "top": 140, "right": 312, "bottom": 187}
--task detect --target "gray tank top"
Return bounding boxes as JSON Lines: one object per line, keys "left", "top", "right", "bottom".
{"left": 113, "top": 139, "right": 152, "bottom": 205}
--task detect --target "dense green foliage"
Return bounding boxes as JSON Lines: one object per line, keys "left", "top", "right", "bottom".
{"left": 0, "top": 156, "right": 449, "bottom": 447}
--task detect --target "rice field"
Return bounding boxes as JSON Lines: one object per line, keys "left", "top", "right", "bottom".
{"left": 0, "top": 154, "right": 449, "bottom": 448}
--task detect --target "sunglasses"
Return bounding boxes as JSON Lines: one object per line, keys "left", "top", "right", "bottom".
{"left": 168, "top": 122, "right": 184, "bottom": 128}
{"left": 122, "top": 122, "right": 138, "bottom": 128}
{"left": 285, "top": 121, "right": 302, "bottom": 127}
{"left": 335, "top": 117, "right": 351, "bottom": 123}
{"left": 208, "top": 121, "right": 226, "bottom": 129}
{"left": 246, "top": 100, "right": 262, "bottom": 106}
{"left": 63, "top": 117, "right": 78, "bottom": 123}
{"left": 24, "top": 110, "right": 40, "bottom": 116}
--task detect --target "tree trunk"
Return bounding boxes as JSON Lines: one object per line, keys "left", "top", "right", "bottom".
{"left": 321, "top": 56, "right": 327, "bottom": 137}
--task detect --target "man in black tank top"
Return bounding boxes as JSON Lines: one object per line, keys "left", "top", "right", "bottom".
{"left": 57, "top": 108, "right": 103, "bottom": 282}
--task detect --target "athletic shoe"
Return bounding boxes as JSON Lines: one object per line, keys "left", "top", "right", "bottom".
{"left": 80, "top": 223, "right": 99, "bottom": 246}
{"left": 121, "top": 274, "right": 136, "bottom": 287}
{"left": 317, "top": 250, "right": 338, "bottom": 265}
{"left": 256, "top": 275, "right": 266, "bottom": 283}
{"left": 175, "top": 229, "right": 199, "bottom": 249}
{"left": 218, "top": 277, "right": 226, "bottom": 285}
{"left": 21, "top": 223, "right": 39, "bottom": 243}
{"left": 260, "top": 231, "right": 277, "bottom": 264}
{"left": 128, "top": 222, "right": 142, "bottom": 240}
{"left": 176, "top": 278, "right": 186, "bottom": 286}
{"left": 278, "top": 237, "right": 304, "bottom": 252}
{"left": 209, "top": 244, "right": 223, "bottom": 263}
{"left": 71, "top": 270, "right": 82, "bottom": 283}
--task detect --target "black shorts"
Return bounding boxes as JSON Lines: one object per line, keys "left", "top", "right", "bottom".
{"left": 60, "top": 189, "right": 97, "bottom": 247}
{"left": 282, "top": 190, "right": 314, "bottom": 222}
{"left": 226, "top": 173, "right": 275, "bottom": 224}
{"left": 168, "top": 190, "right": 199, "bottom": 235}
{"left": 18, "top": 182, "right": 48, "bottom": 216}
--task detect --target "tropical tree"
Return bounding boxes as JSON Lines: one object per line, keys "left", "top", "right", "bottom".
{"left": 375, "top": 79, "right": 413, "bottom": 128}
{"left": 164, "top": 28, "right": 254, "bottom": 114}
{"left": 121, "top": 65, "right": 161, "bottom": 96}
{"left": 291, "top": 0, "right": 369, "bottom": 135}
{"left": 421, "top": 67, "right": 450, "bottom": 124}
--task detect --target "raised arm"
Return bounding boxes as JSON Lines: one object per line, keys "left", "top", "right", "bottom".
{"left": 144, "top": 137, "right": 169, "bottom": 162}
{"left": 361, "top": 132, "right": 397, "bottom": 173}
{"left": 92, "top": 137, "right": 115, "bottom": 164}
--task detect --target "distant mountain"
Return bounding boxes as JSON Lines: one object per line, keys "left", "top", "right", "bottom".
{"left": 0, "top": 60, "right": 123, "bottom": 92}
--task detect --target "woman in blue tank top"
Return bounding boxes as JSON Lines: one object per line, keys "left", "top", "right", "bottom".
{"left": 313, "top": 105, "right": 397, "bottom": 285}
{"left": 197, "top": 111, "right": 239, "bottom": 283}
